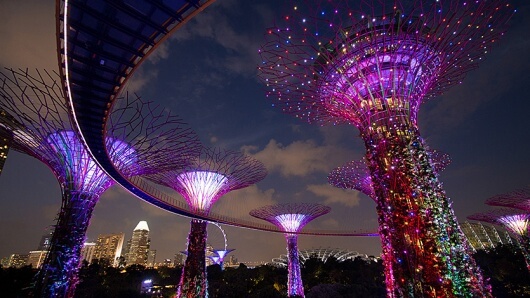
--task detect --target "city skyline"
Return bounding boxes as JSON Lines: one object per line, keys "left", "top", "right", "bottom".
{"left": 1, "top": 0, "right": 530, "bottom": 265}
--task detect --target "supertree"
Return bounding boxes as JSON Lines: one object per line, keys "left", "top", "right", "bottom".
{"left": 258, "top": 1, "right": 515, "bottom": 296}
{"left": 468, "top": 208, "right": 530, "bottom": 271}
{"left": 328, "top": 150, "right": 450, "bottom": 200}
{"left": 485, "top": 187, "right": 530, "bottom": 212}
{"left": 208, "top": 249, "right": 235, "bottom": 268}
{"left": 250, "top": 203, "right": 331, "bottom": 298}
{"left": 0, "top": 68, "right": 200, "bottom": 297}
{"left": 0, "top": 109, "right": 17, "bottom": 176}
{"left": 146, "top": 147, "right": 267, "bottom": 298}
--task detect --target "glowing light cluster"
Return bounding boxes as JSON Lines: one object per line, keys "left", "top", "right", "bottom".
{"left": 328, "top": 150, "right": 450, "bottom": 201}
{"left": 0, "top": 69, "right": 197, "bottom": 297}
{"left": 275, "top": 213, "right": 308, "bottom": 233}
{"left": 250, "top": 203, "right": 330, "bottom": 298}
{"left": 258, "top": 1, "right": 513, "bottom": 296}
{"left": 176, "top": 171, "right": 228, "bottom": 212}
{"left": 151, "top": 148, "right": 267, "bottom": 298}
{"left": 469, "top": 208, "right": 530, "bottom": 272}
{"left": 498, "top": 214, "right": 530, "bottom": 236}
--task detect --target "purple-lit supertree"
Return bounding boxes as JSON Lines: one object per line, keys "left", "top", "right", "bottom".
{"left": 0, "top": 68, "right": 200, "bottom": 297}
{"left": 147, "top": 147, "right": 267, "bottom": 298}
{"left": 328, "top": 150, "right": 450, "bottom": 200}
{"left": 468, "top": 208, "right": 530, "bottom": 271}
{"left": 485, "top": 187, "right": 530, "bottom": 212}
{"left": 208, "top": 249, "right": 235, "bottom": 268}
{"left": 250, "top": 203, "right": 331, "bottom": 298}
{"left": 258, "top": 1, "right": 515, "bottom": 296}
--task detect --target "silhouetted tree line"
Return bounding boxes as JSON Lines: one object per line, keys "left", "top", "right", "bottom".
{"left": 1, "top": 245, "right": 529, "bottom": 297}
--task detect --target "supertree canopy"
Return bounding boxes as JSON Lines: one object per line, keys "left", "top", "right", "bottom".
{"left": 0, "top": 68, "right": 200, "bottom": 297}
{"left": 250, "top": 203, "right": 331, "bottom": 298}
{"left": 328, "top": 150, "right": 450, "bottom": 200}
{"left": 258, "top": 1, "right": 515, "bottom": 296}
{"left": 485, "top": 187, "right": 530, "bottom": 212}
{"left": 147, "top": 147, "right": 267, "bottom": 298}
{"left": 468, "top": 208, "right": 530, "bottom": 271}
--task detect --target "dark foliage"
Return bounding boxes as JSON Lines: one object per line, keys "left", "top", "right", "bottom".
{"left": 474, "top": 244, "right": 530, "bottom": 297}
{"left": 2, "top": 245, "right": 530, "bottom": 297}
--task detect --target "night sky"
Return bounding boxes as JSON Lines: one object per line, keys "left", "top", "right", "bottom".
{"left": 1, "top": 0, "right": 529, "bottom": 264}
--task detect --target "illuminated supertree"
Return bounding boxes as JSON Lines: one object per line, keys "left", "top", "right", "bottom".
{"left": 208, "top": 249, "right": 235, "bottom": 268}
{"left": 0, "top": 68, "right": 200, "bottom": 297}
{"left": 258, "top": 1, "right": 515, "bottom": 296}
{"left": 250, "top": 203, "right": 331, "bottom": 298}
{"left": 147, "top": 147, "right": 267, "bottom": 298}
{"left": 485, "top": 187, "right": 530, "bottom": 212}
{"left": 0, "top": 109, "right": 17, "bottom": 176}
{"left": 468, "top": 208, "right": 530, "bottom": 271}
{"left": 328, "top": 150, "right": 450, "bottom": 200}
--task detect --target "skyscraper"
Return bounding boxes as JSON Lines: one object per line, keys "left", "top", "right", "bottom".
{"left": 126, "top": 221, "right": 150, "bottom": 266}
{"left": 93, "top": 233, "right": 125, "bottom": 267}
{"left": 147, "top": 250, "right": 157, "bottom": 268}
{"left": 27, "top": 251, "right": 48, "bottom": 269}
{"left": 80, "top": 242, "right": 96, "bottom": 264}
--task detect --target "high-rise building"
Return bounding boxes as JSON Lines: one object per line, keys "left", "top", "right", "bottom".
{"left": 174, "top": 253, "right": 186, "bottom": 267}
{"left": 27, "top": 251, "right": 48, "bottom": 269}
{"left": 147, "top": 250, "right": 157, "bottom": 267}
{"left": 37, "top": 232, "right": 53, "bottom": 251}
{"left": 126, "top": 221, "right": 150, "bottom": 266}
{"left": 6, "top": 254, "right": 29, "bottom": 268}
{"left": 80, "top": 242, "right": 96, "bottom": 264}
{"left": 93, "top": 233, "right": 125, "bottom": 267}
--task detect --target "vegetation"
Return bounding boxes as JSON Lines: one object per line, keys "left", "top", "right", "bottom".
{"left": 1, "top": 245, "right": 529, "bottom": 297}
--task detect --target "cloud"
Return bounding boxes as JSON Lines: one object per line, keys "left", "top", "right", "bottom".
{"left": 212, "top": 185, "right": 278, "bottom": 220}
{"left": 307, "top": 184, "right": 361, "bottom": 208}
{"left": 243, "top": 139, "right": 353, "bottom": 177}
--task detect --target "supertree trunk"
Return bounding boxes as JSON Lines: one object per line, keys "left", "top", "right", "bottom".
{"left": 364, "top": 125, "right": 490, "bottom": 297}
{"left": 516, "top": 236, "right": 530, "bottom": 272}
{"left": 34, "top": 190, "right": 98, "bottom": 297}
{"left": 286, "top": 235, "right": 304, "bottom": 298}
{"left": 178, "top": 219, "right": 208, "bottom": 298}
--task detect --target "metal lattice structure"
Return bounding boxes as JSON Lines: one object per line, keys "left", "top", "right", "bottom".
{"left": 328, "top": 150, "right": 451, "bottom": 200}
{"left": 485, "top": 187, "right": 530, "bottom": 212}
{"left": 0, "top": 68, "right": 200, "bottom": 297}
{"left": 258, "top": 1, "right": 514, "bottom": 296}
{"left": 250, "top": 203, "right": 331, "bottom": 298}
{"left": 148, "top": 147, "right": 266, "bottom": 298}
{"left": 0, "top": 109, "right": 16, "bottom": 177}
{"left": 460, "top": 221, "right": 514, "bottom": 252}
{"left": 468, "top": 208, "right": 530, "bottom": 271}
{"left": 272, "top": 247, "right": 373, "bottom": 268}
{"left": 56, "top": 0, "right": 217, "bottom": 218}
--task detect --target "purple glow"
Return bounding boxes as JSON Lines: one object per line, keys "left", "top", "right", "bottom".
{"left": 250, "top": 203, "right": 330, "bottom": 298}
{"left": 106, "top": 137, "right": 139, "bottom": 176}
{"left": 498, "top": 215, "right": 530, "bottom": 236}
{"left": 275, "top": 214, "right": 308, "bottom": 233}
{"left": 47, "top": 131, "right": 113, "bottom": 195}
{"left": 176, "top": 171, "right": 228, "bottom": 212}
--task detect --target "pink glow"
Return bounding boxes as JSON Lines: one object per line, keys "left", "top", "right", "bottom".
{"left": 176, "top": 171, "right": 228, "bottom": 212}
{"left": 275, "top": 214, "right": 308, "bottom": 233}
{"left": 499, "top": 215, "right": 530, "bottom": 236}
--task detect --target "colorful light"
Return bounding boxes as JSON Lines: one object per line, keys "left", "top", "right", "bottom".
{"left": 1, "top": 69, "right": 198, "bottom": 297}
{"left": 148, "top": 147, "right": 266, "bottom": 298}
{"left": 258, "top": 1, "right": 514, "bottom": 296}
{"left": 176, "top": 171, "right": 228, "bottom": 213}
{"left": 250, "top": 203, "right": 331, "bottom": 298}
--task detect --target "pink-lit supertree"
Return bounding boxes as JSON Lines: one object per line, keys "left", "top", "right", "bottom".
{"left": 0, "top": 68, "right": 200, "bottom": 297}
{"left": 0, "top": 109, "right": 16, "bottom": 177}
{"left": 250, "top": 203, "right": 331, "bottom": 298}
{"left": 147, "top": 147, "right": 267, "bottom": 298}
{"left": 485, "top": 187, "right": 530, "bottom": 212}
{"left": 328, "top": 150, "right": 450, "bottom": 200}
{"left": 258, "top": 1, "right": 515, "bottom": 296}
{"left": 468, "top": 208, "right": 530, "bottom": 271}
